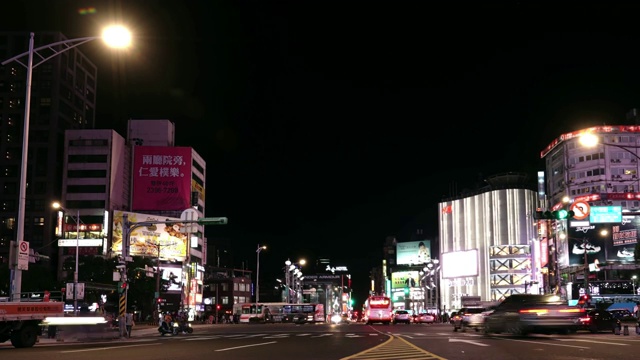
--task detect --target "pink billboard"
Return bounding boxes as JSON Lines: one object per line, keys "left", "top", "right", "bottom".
{"left": 132, "top": 146, "right": 192, "bottom": 211}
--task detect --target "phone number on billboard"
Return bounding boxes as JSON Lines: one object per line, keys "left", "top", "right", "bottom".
{"left": 146, "top": 187, "right": 179, "bottom": 193}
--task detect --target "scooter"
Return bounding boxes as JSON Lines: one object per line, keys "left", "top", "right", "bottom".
{"left": 176, "top": 322, "right": 194, "bottom": 334}
{"left": 158, "top": 321, "right": 178, "bottom": 336}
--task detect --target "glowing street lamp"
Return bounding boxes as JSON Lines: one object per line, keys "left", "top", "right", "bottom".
{"left": 579, "top": 132, "right": 640, "bottom": 161}
{"left": 4, "top": 26, "right": 131, "bottom": 301}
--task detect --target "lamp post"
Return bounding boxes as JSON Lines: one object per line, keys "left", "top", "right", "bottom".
{"left": 146, "top": 235, "right": 176, "bottom": 314}
{"left": 256, "top": 244, "right": 266, "bottom": 302}
{"left": 4, "top": 27, "right": 131, "bottom": 301}
{"left": 284, "top": 259, "right": 305, "bottom": 303}
{"left": 52, "top": 202, "right": 80, "bottom": 315}
{"left": 579, "top": 133, "right": 640, "bottom": 161}
{"left": 633, "top": 275, "right": 637, "bottom": 295}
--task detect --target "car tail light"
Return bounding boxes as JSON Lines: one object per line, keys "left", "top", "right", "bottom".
{"left": 559, "top": 308, "right": 584, "bottom": 313}
{"left": 578, "top": 316, "right": 591, "bottom": 323}
{"left": 519, "top": 309, "right": 549, "bottom": 314}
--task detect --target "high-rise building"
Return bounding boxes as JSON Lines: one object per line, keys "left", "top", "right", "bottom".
{"left": 0, "top": 32, "right": 97, "bottom": 264}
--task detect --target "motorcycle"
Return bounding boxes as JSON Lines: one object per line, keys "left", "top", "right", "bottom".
{"left": 158, "top": 321, "right": 178, "bottom": 336}
{"left": 175, "top": 321, "right": 194, "bottom": 334}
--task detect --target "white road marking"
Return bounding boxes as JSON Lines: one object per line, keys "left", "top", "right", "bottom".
{"left": 448, "top": 338, "right": 489, "bottom": 347}
{"left": 556, "top": 339, "right": 629, "bottom": 346}
{"left": 215, "top": 341, "right": 277, "bottom": 351}
{"left": 497, "top": 338, "right": 588, "bottom": 349}
{"left": 61, "top": 343, "right": 159, "bottom": 353}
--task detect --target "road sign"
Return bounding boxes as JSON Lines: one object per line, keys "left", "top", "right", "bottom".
{"left": 590, "top": 206, "right": 622, "bottom": 223}
{"left": 570, "top": 201, "right": 590, "bottom": 220}
{"left": 180, "top": 208, "right": 199, "bottom": 233}
{"left": 17, "top": 241, "right": 29, "bottom": 270}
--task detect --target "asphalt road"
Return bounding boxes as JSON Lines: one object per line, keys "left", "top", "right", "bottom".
{"left": 2, "top": 322, "right": 640, "bottom": 360}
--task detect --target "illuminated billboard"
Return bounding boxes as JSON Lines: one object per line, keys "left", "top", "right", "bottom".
{"left": 160, "top": 266, "right": 183, "bottom": 292}
{"left": 111, "top": 210, "right": 188, "bottom": 261}
{"left": 132, "top": 146, "right": 192, "bottom": 211}
{"left": 396, "top": 240, "right": 432, "bottom": 265}
{"left": 391, "top": 271, "right": 420, "bottom": 289}
{"left": 442, "top": 249, "right": 478, "bottom": 279}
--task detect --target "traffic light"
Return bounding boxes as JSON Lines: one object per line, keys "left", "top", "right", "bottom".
{"left": 535, "top": 210, "right": 575, "bottom": 220}
{"left": 118, "top": 281, "right": 128, "bottom": 294}
{"left": 216, "top": 305, "right": 221, "bottom": 310}
{"left": 577, "top": 294, "right": 591, "bottom": 306}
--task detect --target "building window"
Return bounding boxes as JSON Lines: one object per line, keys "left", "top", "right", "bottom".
{"left": 68, "top": 154, "right": 107, "bottom": 163}
{"left": 67, "top": 169, "right": 107, "bottom": 178}
{"left": 33, "top": 217, "right": 45, "bottom": 226}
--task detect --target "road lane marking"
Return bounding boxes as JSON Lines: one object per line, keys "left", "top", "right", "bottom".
{"left": 556, "top": 339, "right": 629, "bottom": 346}
{"left": 215, "top": 341, "right": 277, "bottom": 351}
{"left": 311, "top": 334, "right": 333, "bottom": 338}
{"left": 449, "top": 338, "right": 489, "bottom": 347}
{"left": 184, "top": 336, "right": 219, "bottom": 341}
{"left": 496, "top": 338, "right": 589, "bottom": 349}
{"left": 61, "top": 343, "right": 160, "bottom": 353}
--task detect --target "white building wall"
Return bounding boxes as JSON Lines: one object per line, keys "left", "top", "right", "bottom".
{"left": 439, "top": 188, "right": 538, "bottom": 311}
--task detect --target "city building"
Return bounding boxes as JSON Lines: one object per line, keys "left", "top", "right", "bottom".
{"left": 540, "top": 121, "right": 640, "bottom": 301}
{"left": 0, "top": 32, "right": 98, "bottom": 264}
{"left": 438, "top": 173, "right": 539, "bottom": 311}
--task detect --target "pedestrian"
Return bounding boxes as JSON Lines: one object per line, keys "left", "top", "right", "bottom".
{"left": 125, "top": 312, "right": 135, "bottom": 338}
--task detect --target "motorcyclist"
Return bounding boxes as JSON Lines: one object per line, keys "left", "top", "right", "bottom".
{"left": 161, "top": 312, "right": 172, "bottom": 332}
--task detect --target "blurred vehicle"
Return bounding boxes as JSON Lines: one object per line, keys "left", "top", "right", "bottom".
{"left": 453, "top": 307, "right": 486, "bottom": 332}
{"left": 330, "top": 313, "right": 348, "bottom": 324}
{"left": 392, "top": 310, "right": 412, "bottom": 324}
{"left": 449, "top": 311, "right": 462, "bottom": 325}
{"left": 578, "top": 309, "right": 620, "bottom": 333}
{"left": 609, "top": 309, "right": 634, "bottom": 320}
{"left": 414, "top": 313, "right": 435, "bottom": 324}
{"left": 483, "top": 294, "right": 585, "bottom": 336}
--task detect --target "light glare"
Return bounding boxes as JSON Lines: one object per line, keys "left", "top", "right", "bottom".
{"left": 102, "top": 25, "right": 132, "bottom": 48}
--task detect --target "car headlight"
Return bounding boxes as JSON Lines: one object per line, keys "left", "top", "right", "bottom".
{"left": 331, "top": 314, "right": 342, "bottom": 323}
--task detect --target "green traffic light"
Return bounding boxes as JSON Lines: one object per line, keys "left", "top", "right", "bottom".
{"left": 556, "top": 209, "right": 568, "bottom": 219}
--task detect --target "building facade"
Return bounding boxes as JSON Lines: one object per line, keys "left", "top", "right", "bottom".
{"left": 0, "top": 32, "right": 98, "bottom": 264}
{"left": 438, "top": 173, "right": 538, "bottom": 311}
{"left": 541, "top": 125, "right": 640, "bottom": 300}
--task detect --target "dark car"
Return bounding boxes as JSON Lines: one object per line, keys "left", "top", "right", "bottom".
{"left": 579, "top": 309, "right": 620, "bottom": 333}
{"left": 483, "top": 294, "right": 585, "bottom": 336}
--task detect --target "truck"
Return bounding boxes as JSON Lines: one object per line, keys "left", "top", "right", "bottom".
{"left": 0, "top": 293, "right": 64, "bottom": 348}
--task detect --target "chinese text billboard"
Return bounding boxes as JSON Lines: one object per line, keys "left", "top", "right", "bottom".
{"left": 391, "top": 271, "right": 420, "bottom": 289}
{"left": 111, "top": 210, "right": 188, "bottom": 261}
{"left": 132, "top": 146, "right": 192, "bottom": 211}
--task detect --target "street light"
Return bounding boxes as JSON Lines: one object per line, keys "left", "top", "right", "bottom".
{"left": 633, "top": 275, "right": 637, "bottom": 295}
{"left": 4, "top": 26, "right": 131, "bottom": 301}
{"left": 284, "top": 259, "right": 305, "bottom": 303}
{"left": 256, "top": 244, "right": 266, "bottom": 302}
{"left": 52, "top": 202, "right": 80, "bottom": 315}
{"left": 146, "top": 234, "right": 176, "bottom": 315}
{"left": 579, "top": 132, "right": 640, "bottom": 161}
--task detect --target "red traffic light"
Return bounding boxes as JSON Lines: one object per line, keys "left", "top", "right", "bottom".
{"left": 216, "top": 305, "right": 221, "bottom": 310}
{"left": 157, "top": 298, "right": 163, "bottom": 304}
{"left": 577, "top": 294, "right": 591, "bottom": 305}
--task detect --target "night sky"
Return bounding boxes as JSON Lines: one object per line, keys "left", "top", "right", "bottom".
{"left": 5, "top": 1, "right": 640, "bottom": 303}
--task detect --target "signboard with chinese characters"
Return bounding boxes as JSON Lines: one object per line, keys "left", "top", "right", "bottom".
{"left": 132, "top": 146, "right": 192, "bottom": 211}
{"left": 589, "top": 206, "right": 622, "bottom": 224}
